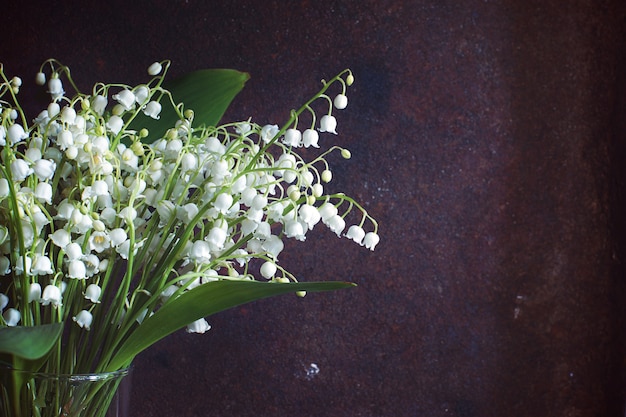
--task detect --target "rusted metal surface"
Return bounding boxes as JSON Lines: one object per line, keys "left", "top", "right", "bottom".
{"left": 1, "top": 1, "right": 625, "bottom": 415}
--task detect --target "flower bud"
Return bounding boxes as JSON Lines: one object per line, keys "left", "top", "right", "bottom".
{"left": 148, "top": 62, "right": 163, "bottom": 75}
{"left": 333, "top": 94, "right": 348, "bottom": 110}
{"left": 35, "top": 72, "right": 46, "bottom": 85}
{"left": 260, "top": 261, "right": 277, "bottom": 279}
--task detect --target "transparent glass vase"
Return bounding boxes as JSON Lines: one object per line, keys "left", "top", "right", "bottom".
{"left": 0, "top": 367, "right": 131, "bottom": 417}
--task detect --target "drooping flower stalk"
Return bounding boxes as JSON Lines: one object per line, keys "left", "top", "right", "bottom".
{"left": 0, "top": 60, "right": 379, "bottom": 377}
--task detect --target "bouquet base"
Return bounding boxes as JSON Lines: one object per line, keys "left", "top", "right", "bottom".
{"left": 0, "top": 367, "right": 131, "bottom": 417}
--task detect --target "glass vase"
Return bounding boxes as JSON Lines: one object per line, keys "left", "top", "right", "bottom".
{"left": 0, "top": 367, "right": 131, "bottom": 417}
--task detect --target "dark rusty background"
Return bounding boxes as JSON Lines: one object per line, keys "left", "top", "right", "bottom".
{"left": 2, "top": 1, "right": 626, "bottom": 416}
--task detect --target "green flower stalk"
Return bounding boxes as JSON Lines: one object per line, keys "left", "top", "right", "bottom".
{"left": 0, "top": 59, "right": 379, "bottom": 387}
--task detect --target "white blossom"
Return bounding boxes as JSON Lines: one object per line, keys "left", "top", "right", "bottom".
{"left": 41, "top": 285, "right": 62, "bottom": 307}
{"left": 326, "top": 215, "right": 346, "bottom": 236}
{"left": 113, "top": 89, "right": 136, "bottom": 110}
{"left": 48, "top": 77, "right": 65, "bottom": 100}
{"left": 84, "top": 284, "right": 102, "bottom": 303}
{"left": 260, "top": 124, "right": 279, "bottom": 142}
{"left": 363, "top": 232, "right": 380, "bottom": 251}
{"left": 319, "top": 114, "right": 338, "bottom": 134}
{"left": 302, "top": 129, "right": 320, "bottom": 148}
{"left": 28, "top": 283, "right": 42, "bottom": 303}
{"left": 3, "top": 308, "right": 21, "bottom": 326}
{"left": 33, "top": 159, "right": 56, "bottom": 180}
{"left": 345, "top": 225, "right": 365, "bottom": 245}
{"left": 32, "top": 255, "right": 53, "bottom": 275}
{"left": 283, "top": 128, "right": 302, "bottom": 147}
{"left": 7, "top": 124, "right": 28, "bottom": 145}
{"left": 143, "top": 101, "right": 162, "bottom": 119}
{"left": 73, "top": 310, "right": 93, "bottom": 330}
{"left": 68, "top": 259, "right": 87, "bottom": 279}
{"left": 0, "top": 293, "right": 8, "bottom": 310}
{"left": 186, "top": 318, "right": 211, "bottom": 334}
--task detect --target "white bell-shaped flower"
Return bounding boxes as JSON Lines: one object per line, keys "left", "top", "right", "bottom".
{"left": 14, "top": 255, "right": 32, "bottom": 275}
{"left": 106, "top": 115, "right": 124, "bottom": 135}
{"left": 88, "top": 231, "right": 111, "bottom": 253}
{"left": 302, "top": 129, "right": 320, "bottom": 148}
{"left": 262, "top": 235, "right": 285, "bottom": 259}
{"left": 189, "top": 240, "right": 212, "bottom": 264}
{"left": 284, "top": 219, "right": 306, "bottom": 241}
{"left": 109, "top": 228, "right": 128, "bottom": 247}
{"left": 319, "top": 115, "right": 338, "bottom": 134}
{"left": 10, "top": 159, "right": 33, "bottom": 182}
{"left": 61, "top": 106, "right": 77, "bottom": 124}
{"left": 3, "top": 308, "right": 21, "bottom": 326}
{"left": 134, "top": 86, "right": 150, "bottom": 104}
{"left": 57, "top": 129, "right": 74, "bottom": 151}
{"left": 0, "top": 179, "right": 9, "bottom": 198}
{"left": 326, "top": 215, "right": 346, "bottom": 237}
{"left": 28, "top": 283, "right": 42, "bottom": 303}
{"left": 254, "top": 222, "right": 272, "bottom": 240}
{"left": 7, "top": 124, "right": 28, "bottom": 145}
{"left": 299, "top": 204, "right": 321, "bottom": 230}
{"left": 207, "top": 226, "right": 227, "bottom": 251}
{"left": 65, "top": 242, "right": 83, "bottom": 261}
{"left": 92, "top": 95, "right": 108, "bottom": 115}
{"left": 34, "top": 182, "right": 53, "bottom": 204}
{"left": 113, "top": 89, "right": 135, "bottom": 110}
{"left": 260, "top": 124, "right": 279, "bottom": 143}
{"left": 47, "top": 102, "right": 60, "bottom": 117}
{"left": 363, "top": 232, "right": 380, "bottom": 251}
{"left": 73, "top": 310, "right": 93, "bottom": 330}
{"left": 283, "top": 128, "right": 302, "bottom": 147}
{"left": 143, "top": 101, "right": 162, "bottom": 119}
{"left": 68, "top": 259, "right": 87, "bottom": 279}
{"left": 33, "top": 159, "right": 57, "bottom": 180}
{"left": 32, "top": 255, "right": 53, "bottom": 275}
{"left": 214, "top": 193, "right": 234, "bottom": 214}
{"left": 41, "top": 285, "right": 62, "bottom": 307}
{"left": 84, "top": 284, "right": 102, "bottom": 303}
{"left": 319, "top": 202, "right": 338, "bottom": 222}
{"left": 0, "top": 293, "right": 9, "bottom": 310}
{"left": 345, "top": 225, "right": 365, "bottom": 245}
{"left": 48, "top": 77, "right": 65, "bottom": 100}
{"left": 186, "top": 318, "right": 211, "bottom": 334}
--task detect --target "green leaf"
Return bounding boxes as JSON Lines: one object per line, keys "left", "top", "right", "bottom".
{"left": 131, "top": 69, "right": 250, "bottom": 143}
{"left": 0, "top": 323, "right": 63, "bottom": 361}
{"left": 106, "top": 280, "right": 354, "bottom": 371}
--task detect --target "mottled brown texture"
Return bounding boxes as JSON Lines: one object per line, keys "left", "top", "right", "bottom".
{"left": 2, "top": 1, "right": 626, "bottom": 416}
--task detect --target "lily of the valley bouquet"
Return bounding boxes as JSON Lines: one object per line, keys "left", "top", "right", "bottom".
{"left": 0, "top": 59, "right": 378, "bottom": 416}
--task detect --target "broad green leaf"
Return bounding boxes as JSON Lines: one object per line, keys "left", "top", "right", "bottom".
{"left": 0, "top": 323, "right": 63, "bottom": 361}
{"left": 106, "top": 280, "right": 354, "bottom": 371}
{"left": 131, "top": 69, "right": 249, "bottom": 143}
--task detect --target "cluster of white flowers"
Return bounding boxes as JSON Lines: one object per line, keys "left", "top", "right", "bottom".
{"left": 0, "top": 60, "right": 378, "bottom": 335}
